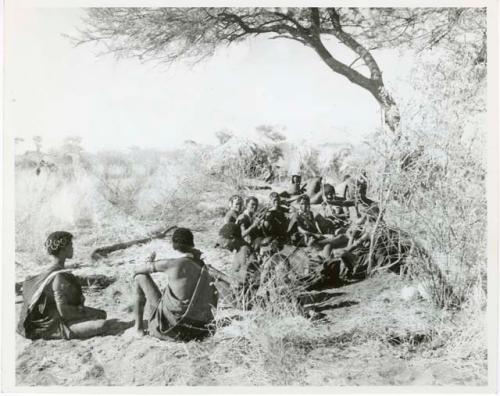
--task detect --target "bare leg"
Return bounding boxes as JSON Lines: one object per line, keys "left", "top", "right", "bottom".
{"left": 133, "top": 274, "right": 161, "bottom": 335}
{"left": 322, "top": 243, "right": 333, "bottom": 259}
{"left": 68, "top": 319, "right": 109, "bottom": 339}
{"left": 310, "top": 191, "right": 323, "bottom": 204}
{"left": 80, "top": 306, "right": 107, "bottom": 321}
{"left": 321, "top": 235, "right": 349, "bottom": 259}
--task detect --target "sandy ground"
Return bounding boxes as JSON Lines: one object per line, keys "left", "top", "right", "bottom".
{"left": 14, "top": 193, "right": 488, "bottom": 386}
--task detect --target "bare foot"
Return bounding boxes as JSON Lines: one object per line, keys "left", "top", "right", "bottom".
{"left": 135, "top": 326, "right": 146, "bottom": 337}
{"left": 123, "top": 326, "right": 145, "bottom": 339}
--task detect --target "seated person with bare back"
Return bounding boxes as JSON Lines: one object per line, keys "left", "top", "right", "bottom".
{"left": 224, "top": 195, "right": 243, "bottom": 224}
{"left": 17, "top": 231, "right": 109, "bottom": 340}
{"left": 132, "top": 228, "right": 218, "bottom": 341}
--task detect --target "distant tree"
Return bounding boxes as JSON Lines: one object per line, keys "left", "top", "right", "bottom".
{"left": 76, "top": 7, "right": 485, "bottom": 135}
{"left": 256, "top": 125, "right": 287, "bottom": 142}
{"left": 61, "top": 135, "right": 84, "bottom": 154}
{"left": 14, "top": 137, "right": 24, "bottom": 145}
{"left": 215, "top": 129, "right": 233, "bottom": 145}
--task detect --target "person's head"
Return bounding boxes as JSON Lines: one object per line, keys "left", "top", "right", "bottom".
{"left": 323, "top": 184, "right": 336, "bottom": 202}
{"left": 172, "top": 227, "right": 194, "bottom": 253}
{"left": 217, "top": 223, "right": 242, "bottom": 251}
{"left": 291, "top": 174, "right": 301, "bottom": 185}
{"left": 45, "top": 231, "right": 74, "bottom": 259}
{"left": 269, "top": 192, "right": 281, "bottom": 209}
{"left": 245, "top": 196, "right": 259, "bottom": 214}
{"left": 298, "top": 194, "right": 311, "bottom": 212}
{"left": 343, "top": 174, "right": 351, "bottom": 181}
{"left": 229, "top": 195, "right": 243, "bottom": 213}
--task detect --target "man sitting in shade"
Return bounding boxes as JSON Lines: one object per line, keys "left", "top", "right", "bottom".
{"left": 132, "top": 228, "right": 218, "bottom": 341}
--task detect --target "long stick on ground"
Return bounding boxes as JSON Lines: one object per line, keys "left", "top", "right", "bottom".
{"left": 90, "top": 226, "right": 177, "bottom": 260}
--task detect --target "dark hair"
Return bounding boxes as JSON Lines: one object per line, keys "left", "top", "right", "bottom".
{"left": 343, "top": 174, "right": 351, "bottom": 181}
{"left": 298, "top": 194, "right": 310, "bottom": 204}
{"left": 45, "top": 231, "right": 73, "bottom": 256}
{"left": 229, "top": 195, "right": 243, "bottom": 204}
{"left": 172, "top": 228, "right": 194, "bottom": 253}
{"left": 323, "top": 184, "right": 335, "bottom": 195}
{"left": 269, "top": 192, "right": 280, "bottom": 200}
{"left": 219, "top": 223, "right": 242, "bottom": 239}
{"left": 245, "top": 196, "right": 259, "bottom": 206}
{"left": 291, "top": 174, "right": 301, "bottom": 183}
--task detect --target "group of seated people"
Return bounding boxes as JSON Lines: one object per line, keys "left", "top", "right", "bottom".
{"left": 16, "top": 172, "right": 380, "bottom": 343}
{"left": 218, "top": 173, "right": 383, "bottom": 295}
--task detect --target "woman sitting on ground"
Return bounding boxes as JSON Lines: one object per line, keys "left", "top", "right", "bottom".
{"left": 17, "top": 231, "right": 109, "bottom": 340}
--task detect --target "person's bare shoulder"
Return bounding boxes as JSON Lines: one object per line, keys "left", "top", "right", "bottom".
{"left": 51, "top": 272, "right": 72, "bottom": 289}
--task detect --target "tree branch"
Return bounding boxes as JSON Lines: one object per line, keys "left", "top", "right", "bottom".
{"left": 326, "top": 8, "right": 382, "bottom": 81}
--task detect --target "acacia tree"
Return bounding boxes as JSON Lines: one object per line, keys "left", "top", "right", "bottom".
{"left": 75, "top": 7, "right": 486, "bottom": 134}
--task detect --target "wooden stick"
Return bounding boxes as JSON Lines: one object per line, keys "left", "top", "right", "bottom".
{"left": 206, "top": 264, "right": 234, "bottom": 287}
{"left": 91, "top": 226, "right": 177, "bottom": 260}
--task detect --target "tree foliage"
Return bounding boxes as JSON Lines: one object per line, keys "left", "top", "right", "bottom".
{"left": 75, "top": 7, "right": 486, "bottom": 135}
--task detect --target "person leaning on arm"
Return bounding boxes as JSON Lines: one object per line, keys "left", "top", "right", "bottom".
{"left": 132, "top": 227, "right": 218, "bottom": 341}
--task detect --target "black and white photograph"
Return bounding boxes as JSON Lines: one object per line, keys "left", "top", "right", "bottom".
{"left": 2, "top": 0, "right": 497, "bottom": 390}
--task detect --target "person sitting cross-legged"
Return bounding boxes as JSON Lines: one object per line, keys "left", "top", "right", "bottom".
{"left": 132, "top": 228, "right": 218, "bottom": 341}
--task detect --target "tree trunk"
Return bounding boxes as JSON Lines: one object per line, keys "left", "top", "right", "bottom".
{"left": 310, "top": 8, "right": 401, "bottom": 134}
{"left": 370, "top": 83, "right": 401, "bottom": 134}
{"left": 312, "top": 40, "right": 401, "bottom": 134}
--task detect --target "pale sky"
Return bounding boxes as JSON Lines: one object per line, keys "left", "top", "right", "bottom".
{"left": 5, "top": 7, "right": 415, "bottom": 153}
